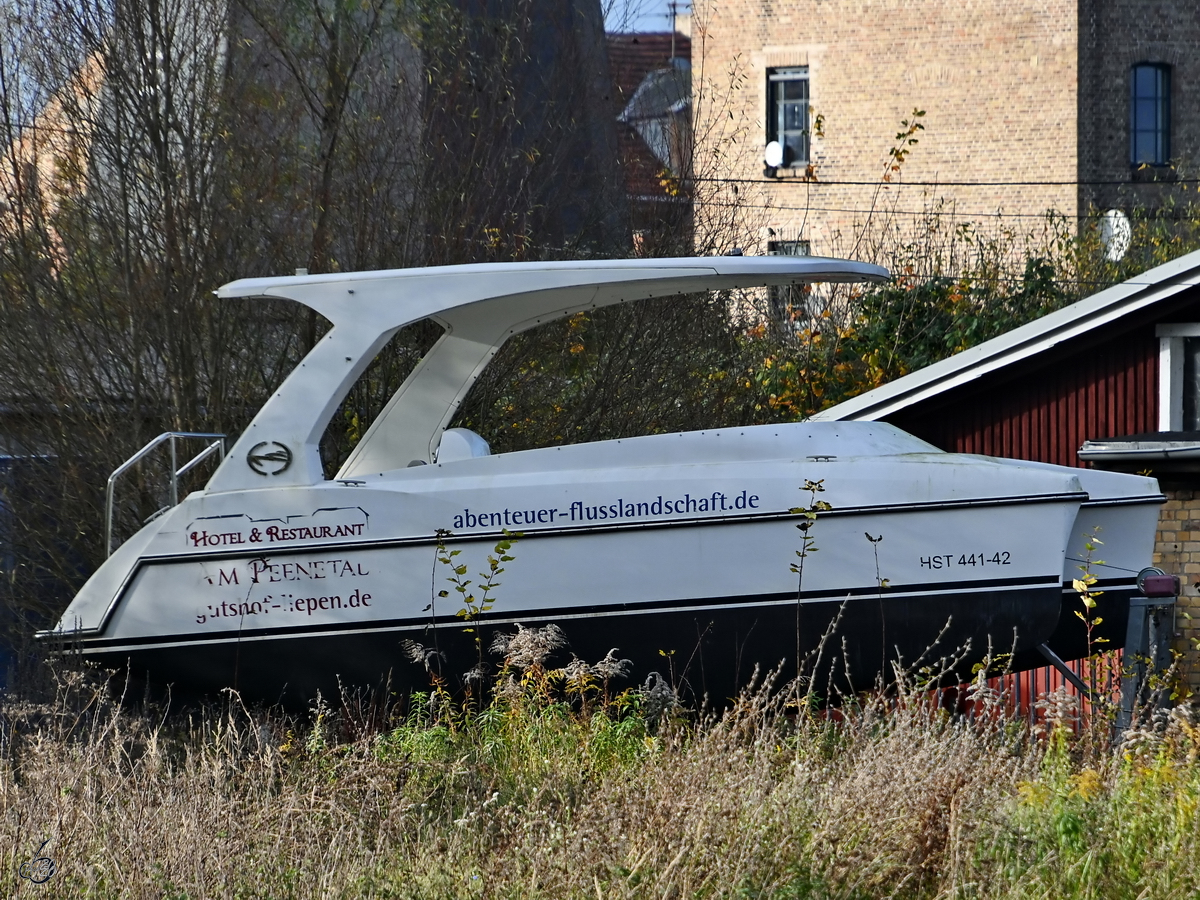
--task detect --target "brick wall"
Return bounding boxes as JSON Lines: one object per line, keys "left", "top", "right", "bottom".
{"left": 694, "top": 0, "right": 1200, "bottom": 257}
{"left": 694, "top": 0, "right": 1080, "bottom": 255}
{"left": 1153, "top": 488, "right": 1200, "bottom": 691}
{"left": 1077, "top": 0, "right": 1200, "bottom": 214}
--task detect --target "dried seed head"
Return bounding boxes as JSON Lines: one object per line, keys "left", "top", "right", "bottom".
{"left": 496, "top": 673, "right": 523, "bottom": 701}
{"left": 592, "top": 648, "right": 633, "bottom": 681}
{"left": 400, "top": 639, "right": 444, "bottom": 673}
{"left": 462, "top": 663, "right": 489, "bottom": 684}
{"left": 563, "top": 656, "right": 592, "bottom": 681}
{"left": 490, "top": 623, "right": 567, "bottom": 670}
{"left": 641, "top": 671, "right": 678, "bottom": 720}
{"left": 1034, "top": 686, "right": 1079, "bottom": 732}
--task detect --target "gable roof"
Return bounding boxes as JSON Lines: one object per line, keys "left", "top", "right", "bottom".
{"left": 810, "top": 249, "right": 1200, "bottom": 422}
{"left": 607, "top": 32, "right": 691, "bottom": 199}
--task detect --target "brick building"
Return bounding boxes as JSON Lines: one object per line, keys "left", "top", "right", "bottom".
{"left": 813, "top": 249, "right": 1200, "bottom": 687}
{"left": 693, "top": 0, "right": 1200, "bottom": 256}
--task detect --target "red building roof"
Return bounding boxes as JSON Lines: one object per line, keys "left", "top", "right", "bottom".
{"left": 607, "top": 32, "right": 691, "bottom": 202}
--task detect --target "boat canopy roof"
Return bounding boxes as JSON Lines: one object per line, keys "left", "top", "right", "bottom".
{"left": 207, "top": 256, "right": 889, "bottom": 492}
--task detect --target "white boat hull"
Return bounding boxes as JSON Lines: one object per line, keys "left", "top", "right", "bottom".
{"left": 37, "top": 257, "right": 1166, "bottom": 705}
{"left": 46, "top": 423, "right": 1115, "bottom": 704}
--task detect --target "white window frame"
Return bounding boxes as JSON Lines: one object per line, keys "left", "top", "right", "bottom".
{"left": 1156, "top": 323, "right": 1200, "bottom": 430}
{"left": 767, "top": 67, "right": 810, "bottom": 168}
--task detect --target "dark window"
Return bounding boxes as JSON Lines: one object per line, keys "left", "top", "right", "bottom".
{"left": 767, "top": 238, "right": 811, "bottom": 327}
{"left": 1184, "top": 337, "right": 1200, "bottom": 430}
{"left": 767, "top": 239, "right": 810, "bottom": 256}
{"left": 1130, "top": 63, "right": 1170, "bottom": 166}
{"left": 768, "top": 68, "right": 809, "bottom": 167}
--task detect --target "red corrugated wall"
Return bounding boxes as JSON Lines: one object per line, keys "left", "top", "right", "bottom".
{"left": 881, "top": 321, "right": 1161, "bottom": 706}
{"left": 887, "top": 322, "right": 1159, "bottom": 466}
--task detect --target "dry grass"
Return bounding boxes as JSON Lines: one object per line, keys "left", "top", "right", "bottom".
{"left": 3, "top": 661, "right": 1200, "bottom": 899}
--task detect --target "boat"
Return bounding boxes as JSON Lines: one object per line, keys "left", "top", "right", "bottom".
{"left": 39, "top": 256, "right": 1164, "bottom": 705}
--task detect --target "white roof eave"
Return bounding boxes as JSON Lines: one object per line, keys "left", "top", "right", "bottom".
{"left": 811, "top": 249, "right": 1200, "bottom": 422}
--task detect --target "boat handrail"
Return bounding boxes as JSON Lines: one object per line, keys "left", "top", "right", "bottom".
{"left": 105, "top": 432, "right": 226, "bottom": 557}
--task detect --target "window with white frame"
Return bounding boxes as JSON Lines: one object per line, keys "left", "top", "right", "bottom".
{"left": 767, "top": 68, "right": 809, "bottom": 168}
{"left": 1157, "top": 324, "right": 1200, "bottom": 430}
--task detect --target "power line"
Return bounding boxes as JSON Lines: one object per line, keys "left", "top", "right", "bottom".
{"left": 702, "top": 197, "right": 1200, "bottom": 221}
{"left": 7, "top": 118, "right": 1197, "bottom": 190}
{"left": 765, "top": 276, "right": 1168, "bottom": 290}
{"left": 697, "top": 174, "right": 1200, "bottom": 188}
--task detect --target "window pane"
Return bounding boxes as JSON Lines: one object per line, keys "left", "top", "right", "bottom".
{"left": 1134, "top": 132, "right": 1155, "bottom": 163}
{"left": 770, "top": 240, "right": 810, "bottom": 256}
{"left": 767, "top": 239, "right": 811, "bottom": 329}
{"left": 1184, "top": 337, "right": 1200, "bottom": 430}
{"left": 783, "top": 102, "right": 805, "bottom": 130}
{"left": 781, "top": 80, "right": 808, "bottom": 101}
{"left": 1136, "top": 98, "right": 1158, "bottom": 128}
{"left": 1134, "top": 66, "right": 1155, "bottom": 97}
{"left": 1130, "top": 64, "right": 1169, "bottom": 166}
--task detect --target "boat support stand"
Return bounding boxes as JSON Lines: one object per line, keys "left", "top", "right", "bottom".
{"left": 1116, "top": 571, "right": 1180, "bottom": 735}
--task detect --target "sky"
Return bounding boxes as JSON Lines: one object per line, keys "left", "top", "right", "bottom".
{"left": 603, "top": 0, "right": 691, "bottom": 33}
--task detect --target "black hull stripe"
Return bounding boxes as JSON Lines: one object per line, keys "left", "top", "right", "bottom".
{"left": 1079, "top": 494, "right": 1166, "bottom": 508}
{"left": 142, "top": 491, "right": 1088, "bottom": 566}
{"left": 60, "top": 574, "right": 1059, "bottom": 651}
{"left": 1061, "top": 576, "right": 1138, "bottom": 589}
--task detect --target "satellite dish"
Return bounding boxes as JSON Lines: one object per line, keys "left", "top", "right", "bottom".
{"left": 764, "top": 141, "right": 785, "bottom": 169}
{"left": 1100, "top": 209, "right": 1131, "bottom": 262}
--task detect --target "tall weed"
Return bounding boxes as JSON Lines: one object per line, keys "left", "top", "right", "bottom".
{"left": 5, "top": 654, "right": 1200, "bottom": 898}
